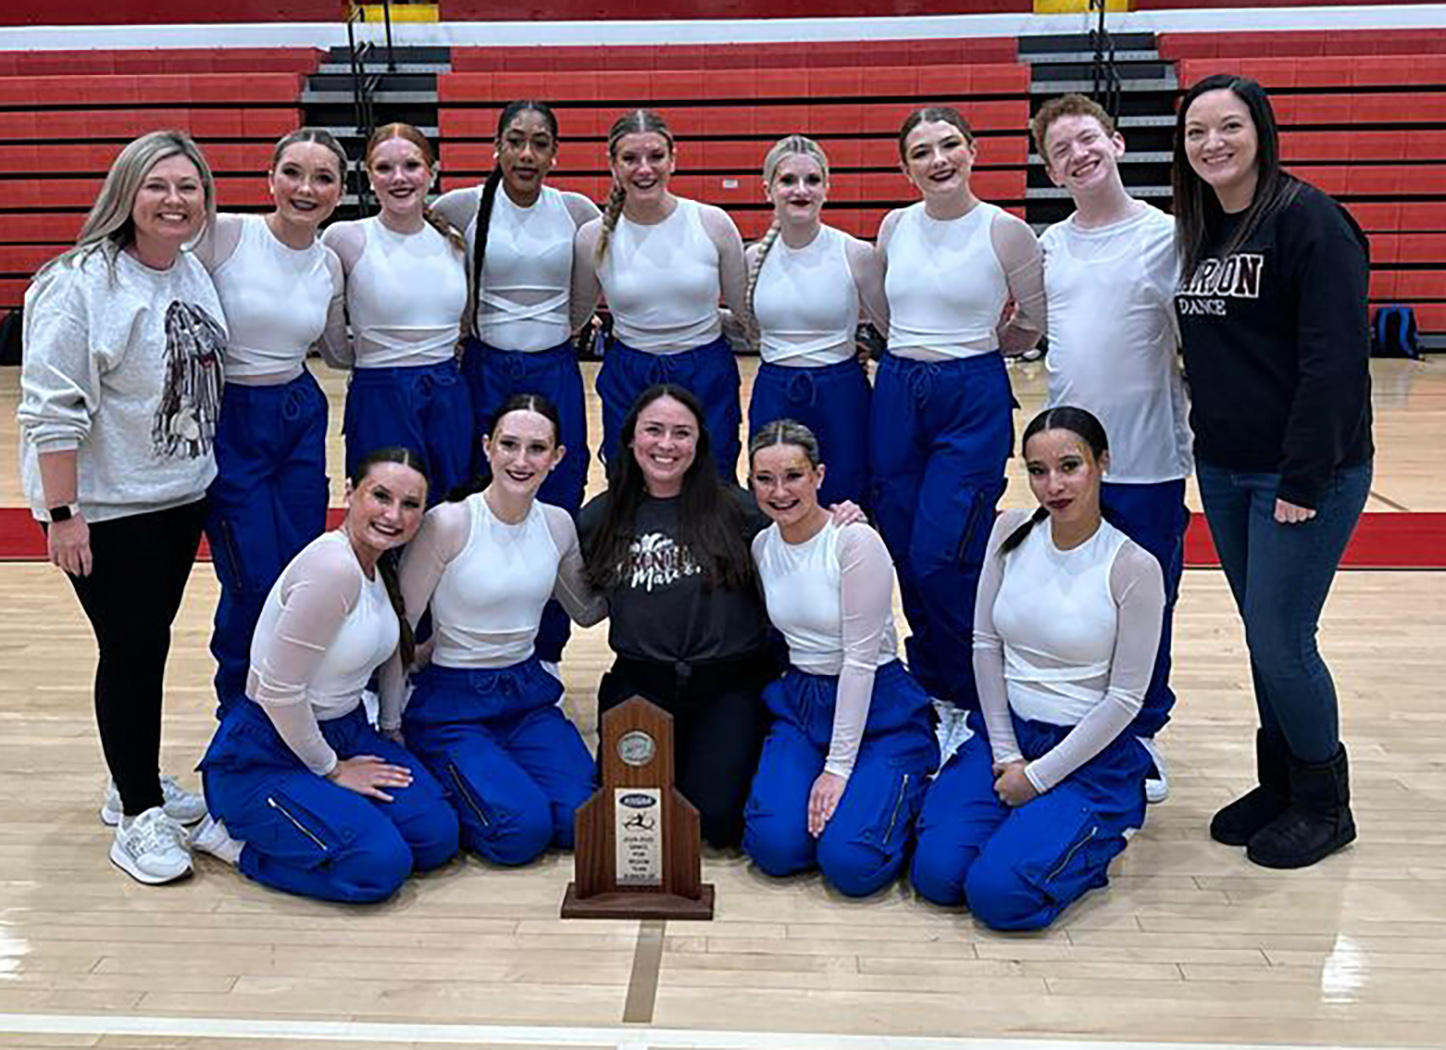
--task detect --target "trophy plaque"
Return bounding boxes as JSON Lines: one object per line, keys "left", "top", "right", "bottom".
{"left": 562, "top": 696, "right": 715, "bottom": 920}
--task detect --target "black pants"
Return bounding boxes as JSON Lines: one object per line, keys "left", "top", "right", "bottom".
{"left": 599, "top": 653, "right": 775, "bottom": 849}
{"left": 61, "top": 499, "right": 208, "bottom": 818}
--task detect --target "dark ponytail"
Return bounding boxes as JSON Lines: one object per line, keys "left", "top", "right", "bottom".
{"left": 1000, "top": 405, "right": 1110, "bottom": 557}
{"left": 350, "top": 446, "right": 430, "bottom": 667}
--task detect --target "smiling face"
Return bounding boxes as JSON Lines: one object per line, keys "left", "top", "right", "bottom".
{"left": 345, "top": 461, "right": 428, "bottom": 560}
{"left": 1043, "top": 113, "right": 1125, "bottom": 198}
{"left": 130, "top": 153, "right": 206, "bottom": 259}
{"left": 367, "top": 135, "right": 433, "bottom": 219}
{"left": 901, "top": 119, "right": 977, "bottom": 202}
{"left": 269, "top": 141, "right": 344, "bottom": 230}
{"left": 497, "top": 109, "right": 558, "bottom": 202}
{"left": 611, "top": 131, "right": 675, "bottom": 206}
{"left": 1025, "top": 428, "right": 1107, "bottom": 532}
{"left": 484, "top": 408, "right": 564, "bottom": 500}
{"left": 630, "top": 395, "right": 698, "bottom": 498}
{"left": 1183, "top": 88, "right": 1261, "bottom": 211}
{"left": 766, "top": 152, "right": 828, "bottom": 228}
{"left": 750, "top": 442, "right": 825, "bottom": 531}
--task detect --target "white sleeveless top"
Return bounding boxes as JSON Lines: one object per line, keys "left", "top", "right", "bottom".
{"left": 249, "top": 531, "right": 399, "bottom": 721}
{"left": 598, "top": 198, "right": 722, "bottom": 353}
{"left": 347, "top": 217, "right": 467, "bottom": 368}
{"left": 991, "top": 517, "right": 1130, "bottom": 726}
{"left": 752, "top": 225, "right": 858, "bottom": 368}
{"left": 211, "top": 215, "right": 335, "bottom": 384}
{"left": 430, "top": 495, "right": 563, "bottom": 668}
{"left": 754, "top": 519, "right": 896, "bottom": 676}
{"left": 885, "top": 200, "right": 1009, "bottom": 360}
{"left": 471, "top": 185, "right": 574, "bottom": 352}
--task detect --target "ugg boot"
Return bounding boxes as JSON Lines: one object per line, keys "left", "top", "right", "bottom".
{"left": 1210, "top": 729, "right": 1290, "bottom": 846}
{"left": 1247, "top": 746, "right": 1356, "bottom": 870}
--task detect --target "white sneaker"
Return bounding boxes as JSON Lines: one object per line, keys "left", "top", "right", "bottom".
{"left": 191, "top": 814, "right": 245, "bottom": 866}
{"left": 100, "top": 775, "right": 207, "bottom": 827}
{"left": 110, "top": 807, "right": 193, "bottom": 885}
{"left": 1139, "top": 736, "right": 1169, "bottom": 804}
{"left": 933, "top": 698, "right": 975, "bottom": 767}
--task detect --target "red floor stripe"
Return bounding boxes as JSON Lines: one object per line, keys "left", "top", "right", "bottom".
{"left": 2, "top": 508, "right": 1443, "bottom": 569}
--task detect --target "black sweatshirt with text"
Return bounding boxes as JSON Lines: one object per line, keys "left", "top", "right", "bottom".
{"left": 1175, "top": 180, "right": 1374, "bottom": 508}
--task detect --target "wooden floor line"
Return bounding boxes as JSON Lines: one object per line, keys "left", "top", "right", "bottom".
{"left": 0, "top": 1013, "right": 1418, "bottom": 1050}
{"left": 1369, "top": 488, "right": 1411, "bottom": 512}
{"left": 622, "top": 918, "right": 666, "bottom": 1025}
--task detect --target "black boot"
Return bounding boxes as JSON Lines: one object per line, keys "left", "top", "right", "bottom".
{"left": 1247, "top": 746, "right": 1356, "bottom": 869}
{"left": 1210, "top": 729, "right": 1290, "bottom": 846}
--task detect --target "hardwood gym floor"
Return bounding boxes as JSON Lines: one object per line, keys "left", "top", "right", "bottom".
{"left": 0, "top": 357, "right": 1442, "bottom": 1049}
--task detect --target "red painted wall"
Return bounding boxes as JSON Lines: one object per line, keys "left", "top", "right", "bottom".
{"left": 439, "top": 0, "right": 1028, "bottom": 17}
{"left": 0, "top": 1, "right": 344, "bottom": 26}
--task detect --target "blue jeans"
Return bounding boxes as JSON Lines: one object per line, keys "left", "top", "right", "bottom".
{"left": 1195, "top": 460, "right": 1372, "bottom": 763}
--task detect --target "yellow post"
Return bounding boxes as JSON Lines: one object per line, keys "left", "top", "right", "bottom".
{"left": 1034, "top": 0, "right": 1134, "bottom": 12}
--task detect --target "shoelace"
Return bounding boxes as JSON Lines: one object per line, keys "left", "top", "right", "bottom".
{"left": 126, "top": 812, "right": 189, "bottom": 855}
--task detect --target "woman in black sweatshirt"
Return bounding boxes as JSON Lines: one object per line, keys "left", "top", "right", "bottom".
{"left": 1173, "top": 74, "right": 1373, "bottom": 870}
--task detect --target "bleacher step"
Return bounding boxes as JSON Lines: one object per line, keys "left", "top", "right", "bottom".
{"left": 301, "top": 89, "right": 436, "bottom": 105}
{"left": 1029, "top": 185, "right": 1172, "bottom": 200}
{"left": 318, "top": 62, "right": 451, "bottom": 75}
{"left": 1030, "top": 77, "right": 1177, "bottom": 95}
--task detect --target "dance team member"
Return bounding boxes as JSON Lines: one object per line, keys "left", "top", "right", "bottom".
{"left": 578, "top": 385, "right": 772, "bottom": 848}
{"left": 743, "top": 421, "right": 937, "bottom": 896}
{"left": 1033, "top": 95, "right": 1191, "bottom": 801}
{"left": 573, "top": 109, "right": 749, "bottom": 479}
{"left": 873, "top": 106, "right": 1045, "bottom": 723}
{"left": 1174, "top": 75, "right": 1372, "bottom": 869}
{"left": 325, "top": 124, "right": 472, "bottom": 503}
{"left": 745, "top": 136, "right": 886, "bottom": 510}
{"left": 19, "top": 130, "right": 225, "bottom": 883}
{"left": 433, "top": 100, "right": 600, "bottom": 666}
{"left": 194, "top": 449, "right": 459, "bottom": 902}
{"left": 193, "top": 128, "right": 348, "bottom": 713}
{"left": 911, "top": 407, "right": 1165, "bottom": 930}
{"left": 381, "top": 395, "right": 606, "bottom": 866}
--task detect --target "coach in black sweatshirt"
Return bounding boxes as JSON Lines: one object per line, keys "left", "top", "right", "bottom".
{"left": 1172, "top": 74, "right": 1373, "bottom": 872}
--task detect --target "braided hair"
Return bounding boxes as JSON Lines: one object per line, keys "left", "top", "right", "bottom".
{"left": 594, "top": 109, "right": 674, "bottom": 264}
{"left": 745, "top": 135, "right": 831, "bottom": 351}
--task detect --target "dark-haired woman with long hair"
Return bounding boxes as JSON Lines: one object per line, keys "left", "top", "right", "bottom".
{"left": 572, "top": 109, "right": 749, "bottom": 480}
{"left": 578, "top": 384, "right": 772, "bottom": 847}
{"left": 873, "top": 106, "right": 1046, "bottom": 730}
{"left": 193, "top": 448, "right": 460, "bottom": 903}
{"left": 324, "top": 123, "right": 473, "bottom": 505}
{"left": 192, "top": 128, "right": 349, "bottom": 715}
{"left": 433, "top": 101, "right": 600, "bottom": 668}
{"left": 378, "top": 395, "right": 606, "bottom": 867}
{"left": 1173, "top": 75, "right": 1372, "bottom": 870}
{"left": 911, "top": 407, "right": 1164, "bottom": 930}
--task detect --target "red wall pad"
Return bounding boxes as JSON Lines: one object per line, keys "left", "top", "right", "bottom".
{"left": 439, "top": 1, "right": 1029, "bottom": 18}
{"left": 0, "top": 74, "right": 303, "bottom": 107}
{"left": 1, "top": 1, "right": 344, "bottom": 26}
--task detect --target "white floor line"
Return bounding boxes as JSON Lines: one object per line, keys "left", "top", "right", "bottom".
{"left": 0, "top": 1013, "right": 1415, "bottom": 1050}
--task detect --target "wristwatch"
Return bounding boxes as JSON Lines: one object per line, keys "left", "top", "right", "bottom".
{"left": 47, "top": 503, "right": 80, "bottom": 523}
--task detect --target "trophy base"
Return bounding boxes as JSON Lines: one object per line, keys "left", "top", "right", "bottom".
{"left": 561, "top": 883, "right": 715, "bottom": 920}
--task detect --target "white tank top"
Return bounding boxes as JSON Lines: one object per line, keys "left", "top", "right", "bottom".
{"left": 598, "top": 197, "right": 722, "bottom": 353}
{"left": 885, "top": 200, "right": 1008, "bottom": 360}
{"left": 991, "top": 518, "right": 1130, "bottom": 726}
{"left": 251, "top": 531, "right": 399, "bottom": 720}
{"left": 347, "top": 217, "right": 467, "bottom": 368}
{"left": 471, "top": 185, "right": 574, "bottom": 352}
{"left": 752, "top": 225, "right": 858, "bottom": 368}
{"left": 429, "top": 495, "right": 562, "bottom": 668}
{"left": 755, "top": 519, "right": 896, "bottom": 676}
{"left": 212, "top": 215, "right": 334, "bottom": 384}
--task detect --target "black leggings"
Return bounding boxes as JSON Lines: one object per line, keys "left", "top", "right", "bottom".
{"left": 599, "top": 654, "right": 775, "bottom": 849}
{"left": 62, "top": 499, "right": 208, "bottom": 817}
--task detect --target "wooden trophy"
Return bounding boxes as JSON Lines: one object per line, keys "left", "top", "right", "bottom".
{"left": 562, "top": 696, "right": 715, "bottom": 920}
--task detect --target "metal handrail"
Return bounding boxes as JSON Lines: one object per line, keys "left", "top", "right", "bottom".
{"left": 345, "top": 3, "right": 379, "bottom": 215}
{"left": 1088, "top": 0, "right": 1123, "bottom": 122}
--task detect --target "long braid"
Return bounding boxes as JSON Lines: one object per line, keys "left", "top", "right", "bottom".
{"left": 466, "top": 165, "right": 503, "bottom": 335}
{"left": 997, "top": 506, "right": 1048, "bottom": 557}
{"left": 594, "top": 182, "right": 627, "bottom": 264}
{"left": 375, "top": 549, "right": 415, "bottom": 669}
{"left": 744, "top": 220, "right": 781, "bottom": 353}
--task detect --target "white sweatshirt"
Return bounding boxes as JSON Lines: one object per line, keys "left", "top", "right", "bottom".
{"left": 17, "top": 247, "right": 227, "bottom": 522}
